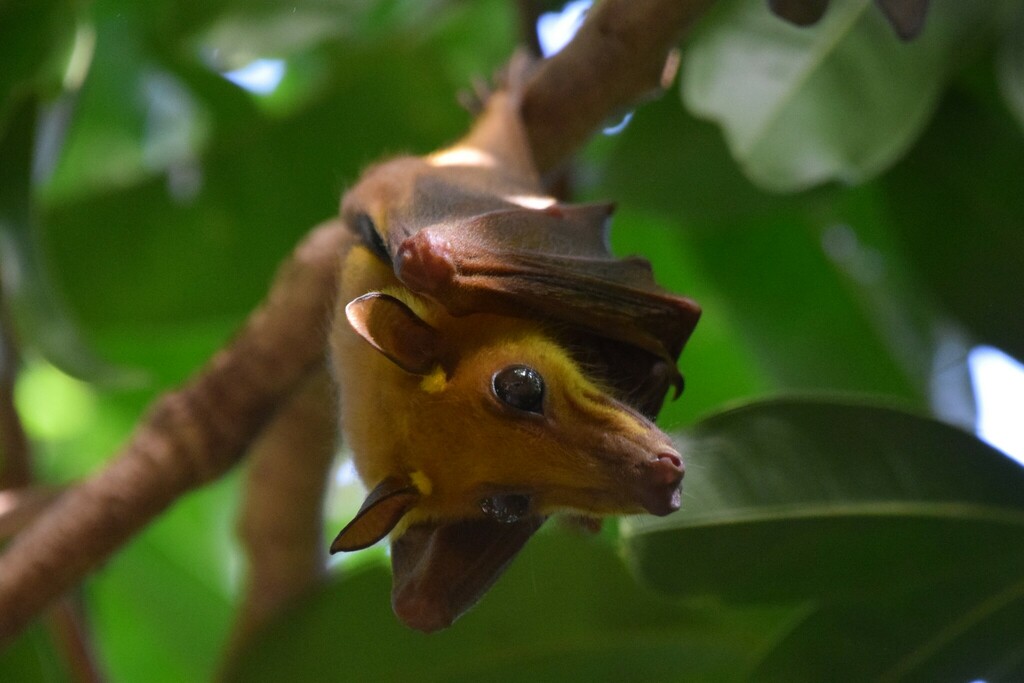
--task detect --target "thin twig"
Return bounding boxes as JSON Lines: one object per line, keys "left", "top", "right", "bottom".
{"left": 0, "top": 275, "right": 31, "bottom": 489}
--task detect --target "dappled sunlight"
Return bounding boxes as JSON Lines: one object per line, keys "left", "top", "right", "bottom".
{"left": 428, "top": 146, "right": 497, "bottom": 168}
{"left": 15, "top": 361, "right": 97, "bottom": 441}
{"left": 62, "top": 23, "right": 96, "bottom": 90}
{"left": 504, "top": 194, "right": 556, "bottom": 210}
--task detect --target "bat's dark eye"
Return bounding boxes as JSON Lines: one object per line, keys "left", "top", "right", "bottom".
{"left": 492, "top": 365, "right": 544, "bottom": 414}
{"left": 355, "top": 212, "right": 390, "bottom": 263}
{"left": 479, "top": 494, "right": 530, "bottom": 524}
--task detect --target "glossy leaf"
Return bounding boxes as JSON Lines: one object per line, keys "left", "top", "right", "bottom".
{"left": 683, "top": 0, "right": 1002, "bottom": 191}
{"left": 599, "top": 94, "right": 979, "bottom": 416}
{"left": 227, "top": 532, "right": 805, "bottom": 683}
{"left": 882, "top": 82, "right": 1024, "bottom": 363}
{"left": 623, "top": 398, "right": 1024, "bottom": 678}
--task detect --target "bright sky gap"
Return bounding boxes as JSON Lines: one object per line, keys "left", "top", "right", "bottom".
{"left": 537, "top": 0, "right": 632, "bottom": 136}
{"left": 969, "top": 345, "right": 1024, "bottom": 465}
{"left": 222, "top": 58, "right": 286, "bottom": 95}
{"left": 537, "top": 0, "right": 591, "bottom": 57}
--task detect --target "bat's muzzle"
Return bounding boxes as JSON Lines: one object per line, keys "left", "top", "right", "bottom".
{"left": 636, "top": 448, "right": 684, "bottom": 516}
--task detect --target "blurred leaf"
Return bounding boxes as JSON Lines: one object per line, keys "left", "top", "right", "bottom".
{"left": 608, "top": 210, "right": 772, "bottom": 427}
{"left": 755, "top": 581, "right": 1024, "bottom": 681}
{"left": 38, "top": 12, "right": 214, "bottom": 205}
{"left": 882, "top": 82, "right": 1024, "bottom": 363}
{"left": 592, "top": 95, "right": 802, "bottom": 228}
{"left": 601, "top": 94, "right": 976, "bottom": 409}
{"left": 0, "top": 622, "right": 72, "bottom": 683}
{"left": 87, "top": 472, "right": 239, "bottom": 683}
{"left": 0, "top": 100, "right": 143, "bottom": 384}
{"left": 997, "top": 7, "right": 1024, "bottom": 133}
{"left": 683, "top": 0, "right": 1001, "bottom": 191}
{"left": 623, "top": 398, "right": 1024, "bottom": 678}
{"left": 228, "top": 532, "right": 806, "bottom": 683}
{"left": 0, "top": 0, "right": 76, "bottom": 136}
{"left": 35, "top": 40, "right": 468, "bottom": 381}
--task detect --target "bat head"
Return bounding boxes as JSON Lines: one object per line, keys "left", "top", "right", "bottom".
{"left": 330, "top": 290, "right": 684, "bottom": 631}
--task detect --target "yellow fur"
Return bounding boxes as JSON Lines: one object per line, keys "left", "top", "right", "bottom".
{"left": 332, "top": 240, "right": 671, "bottom": 530}
{"left": 410, "top": 470, "right": 433, "bottom": 496}
{"left": 332, "top": 117, "right": 679, "bottom": 541}
{"left": 419, "top": 367, "right": 447, "bottom": 394}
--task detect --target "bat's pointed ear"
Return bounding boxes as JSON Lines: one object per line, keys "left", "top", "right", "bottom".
{"left": 345, "top": 292, "right": 440, "bottom": 375}
{"left": 330, "top": 475, "right": 421, "bottom": 553}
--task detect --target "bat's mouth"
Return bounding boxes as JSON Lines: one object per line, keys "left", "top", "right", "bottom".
{"left": 636, "top": 449, "right": 684, "bottom": 516}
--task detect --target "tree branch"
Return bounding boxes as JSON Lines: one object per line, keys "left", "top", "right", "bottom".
{"left": 0, "top": 222, "right": 348, "bottom": 643}
{"left": 521, "top": 0, "right": 714, "bottom": 172}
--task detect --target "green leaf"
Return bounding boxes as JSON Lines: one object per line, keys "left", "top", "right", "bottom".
{"left": 33, "top": 39, "right": 466, "bottom": 380}
{"left": 608, "top": 210, "right": 772, "bottom": 427}
{"left": 0, "top": 621, "right": 72, "bottom": 683}
{"left": 0, "top": 100, "right": 142, "bottom": 385}
{"left": 882, "top": 82, "right": 1024, "bottom": 363}
{"left": 0, "top": 0, "right": 76, "bottom": 137}
{"left": 754, "top": 580, "right": 1024, "bottom": 681}
{"left": 623, "top": 398, "right": 1024, "bottom": 677}
{"left": 227, "top": 533, "right": 805, "bottom": 683}
{"left": 38, "top": 12, "right": 214, "bottom": 205}
{"left": 599, "top": 95, "right": 945, "bottom": 407}
{"left": 87, "top": 473, "right": 239, "bottom": 683}
{"left": 998, "top": 8, "right": 1024, "bottom": 134}
{"left": 683, "top": 0, "right": 1001, "bottom": 191}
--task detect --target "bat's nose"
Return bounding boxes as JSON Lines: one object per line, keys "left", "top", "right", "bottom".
{"left": 657, "top": 449, "right": 683, "bottom": 472}
{"left": 637, "top": 448, "right": 684, "bottom": 516}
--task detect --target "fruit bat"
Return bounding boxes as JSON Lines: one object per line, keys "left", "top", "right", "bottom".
{"left": 328, "top": 61, "right": 700, "bottom": 632}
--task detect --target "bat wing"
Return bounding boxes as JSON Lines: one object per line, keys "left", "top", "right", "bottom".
{"left": 390, "top": 515, "right": 546, "bottom": 632}
{"left": 389, "top": 197, "right": 701, "bottom": 417}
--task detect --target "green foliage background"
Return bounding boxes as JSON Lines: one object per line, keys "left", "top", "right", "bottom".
{"left": 1, "top": 0, "right": 1022, "bottom": 680}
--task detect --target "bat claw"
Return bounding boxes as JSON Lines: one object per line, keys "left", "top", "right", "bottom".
{"left": 396, "top": 232, "right": 456, "bottom": 296}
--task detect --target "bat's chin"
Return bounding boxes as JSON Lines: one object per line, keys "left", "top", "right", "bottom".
{"left": 635, "top": 449, "right": 685, "bottom": 516}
